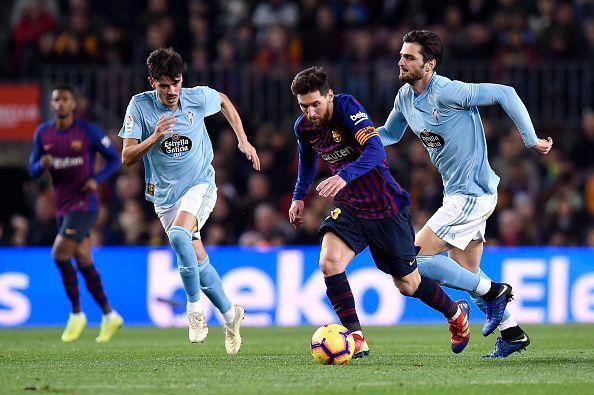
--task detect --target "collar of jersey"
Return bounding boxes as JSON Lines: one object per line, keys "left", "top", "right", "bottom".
{"left": 152, "top": 90, "right": 184, "bottom": 113}
{"left": 413, "top": 72, "right": 437, "bottom": 103}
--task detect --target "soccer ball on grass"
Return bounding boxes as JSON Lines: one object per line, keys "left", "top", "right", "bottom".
{"left": 310, "top": 324, "right": 355, "bottom": 365}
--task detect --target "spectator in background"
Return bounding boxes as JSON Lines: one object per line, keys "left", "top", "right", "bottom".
{"left": 10, "top": 0, "right": 57, "bottom": 74}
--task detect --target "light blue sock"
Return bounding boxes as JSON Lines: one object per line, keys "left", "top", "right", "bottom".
{"left": 168, "top": 226, "right": 201, "bottom": 303}
{"left": 197, "top": 256, "right": 232, "bottom": 314}
{"left": 417, "top": 254, "right": 481, "bottom": 292}
{"left": 469, "top": 269, "right": 512, "bottom": 322}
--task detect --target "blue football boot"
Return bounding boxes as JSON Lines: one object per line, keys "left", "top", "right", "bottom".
{"left": 482, "top": 333, "right": 530, "bottom": 358}
{"left": 483, "top": 284, "right": 513, "bottom": 336}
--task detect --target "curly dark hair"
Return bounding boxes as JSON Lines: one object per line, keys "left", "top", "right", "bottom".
{"left": 403, "top": 30, "right": 443, "bottom": 66}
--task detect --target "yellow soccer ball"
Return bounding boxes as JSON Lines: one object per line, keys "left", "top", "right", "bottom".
{"left": 310, "top": 324, "right": 355, "bottom": 365}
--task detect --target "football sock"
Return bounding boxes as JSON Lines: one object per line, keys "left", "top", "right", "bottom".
{"left": 324, "top": 272, "right": 362, "bottom": 333}
{"left": 79, "top": 264, "right": 111, "bottom": 314}
{"left": 55, "top": 259, "right": 81, "bottom": 313}
{"left": 222, "top": 306, "right": 236, "bottom": 324}
{"left": 417, "top": 254, "right": 486, "bottom": 293}
{"left": 186, "top": 300, "right": 203, "bottom": 314}
{"left": 500, "top": 324, "right": 525, "bottom": 341}
{"left": 412, "top": 275, "right": 458, "bottom": 319}
{"left": 469, "top": 269, "right": 512, "bottom": 322}
{"left": 197, "top": 256, "right": 232, "bottom": 315}
{"left": 168, "top": 226, "right": 201, "bottom": 303}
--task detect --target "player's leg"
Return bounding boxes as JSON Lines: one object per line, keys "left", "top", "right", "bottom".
{"left": 167, "top": 209, "right": 205, "bottom": 342}
{"left": 369, "top": 207, "right": 469, "bottom": 353}
{"left": 415, "top": 195, "right": 512, "bottom": 334}
{"left": 192, "top": 237, "right": 243, "bottom": 355}
{"left": 183, "top": 184, "right": 243, "bottom": 354}
{"left": 319, "top": 231, "right": 368, "bottom": 357}
{"left": 52, "top": 214, "right": 85, "bottom": 342}
{"left": 318, "top": 206, "right": 369, "bottom": 358}
{"left": 450, "top": 244, "right": 530, "bottom": 357}
{"left": 74, "top": 233, "right": 123, "bottom": 343}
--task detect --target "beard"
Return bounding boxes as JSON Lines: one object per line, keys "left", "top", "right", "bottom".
{"left": 399, "top": 68, "right": 423, "bottom": 84}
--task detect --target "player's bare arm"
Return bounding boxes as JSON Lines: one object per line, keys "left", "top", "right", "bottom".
{"left": 219, "top": 92, "right": 261, "bottom": 170}
{"left": 531, "top": 137, "right": 553, "bottom": 155}
{"left": 316, "top": 175, "right": 347, "bottom": 198}
{"left": 288, "top": 200, "right": 305, "bottom": 228}
{"left": 121, "top": 115, "right": 175, "bottom": 166}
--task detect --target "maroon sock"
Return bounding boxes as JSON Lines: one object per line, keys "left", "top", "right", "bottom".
{"left": 79, "top": 265, "right": 111, "bottom": 314}
{"left": 55, "top": 259, "right": 81, "bottom": 313}
{"left": 413, "top": 275, "right": 458, "bottom": 319}
{"left": 324, "top": 272, "right": 362, "bottom": 333}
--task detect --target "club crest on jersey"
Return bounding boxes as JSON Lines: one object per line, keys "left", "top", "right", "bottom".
{"left": 161, "top": 133, "right": 192, "bottom": 157}
{"left": 71, "top": 140, "right": 82, "bottom": 151}
{"left": 332, "top": 130, "right": 341, "bottom": 142}
{"left": 331, "top": 207, "right": 341, "bottom": 220}
{"left": 432, "top": 108, "right": 440, "bottom": 122}
{"left": 420, "top": 129, "right": 445, "bottom": 150}
{"left": 187, "top": 110, "right": 194, "bottom": 124}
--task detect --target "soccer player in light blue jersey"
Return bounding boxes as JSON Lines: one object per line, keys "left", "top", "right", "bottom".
{"left": 378, "top": 30, "right": 553, "bottom": 358}
{"left": 118, "top": 48, "right": 260, "bottom": 354}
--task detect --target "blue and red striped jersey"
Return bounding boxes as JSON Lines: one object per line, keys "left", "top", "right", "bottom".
{"left": 29, "top": 120, "right": 120, "bottom": 217}
{"left": 293, "top": 94, "right": 410, "bottom": 219}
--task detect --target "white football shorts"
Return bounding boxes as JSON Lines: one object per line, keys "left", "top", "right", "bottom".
{"left": 426, "top": 194, "right": 497, "bottom": 250}
{"left": 154, "top": 183, "right": 217, "bottom": 239}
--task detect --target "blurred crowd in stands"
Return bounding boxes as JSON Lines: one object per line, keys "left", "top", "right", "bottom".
{"left": 1, "top": 0, "right": 593, "bottom": 247}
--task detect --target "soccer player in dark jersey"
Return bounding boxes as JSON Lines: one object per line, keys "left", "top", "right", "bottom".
{"left": 29, "top": 86, "right": 123, "bottom": 343}
{"left": 289, "top": 67, "right": 472, "bottom": 357}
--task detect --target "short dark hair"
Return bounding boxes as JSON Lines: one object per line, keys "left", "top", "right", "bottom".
{"left": 146, "top": 47, "right": 187, "bottom": 80}
{"left": 51, "top": 85, "right": 76, "bottom": 98}
{"left": 402, "top": 30, "right": 443, "bottom": 66}
{"left": 290, "top": 66, "right": 330, "bottom": 96}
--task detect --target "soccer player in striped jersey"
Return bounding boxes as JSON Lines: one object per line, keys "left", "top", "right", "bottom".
{"left": 29, "top": 86, "right": 123, "bottom": 343}
{"left": 119, "top": 47, "right": 260, "bottom": 354}
{"left": 378, "top": 30, "right": 553, "bottom": 358}
{"left": 289, "top": 67, "right": 471, "bottom": 357}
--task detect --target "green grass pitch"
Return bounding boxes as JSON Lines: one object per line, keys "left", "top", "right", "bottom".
{"left": 1, "top": 324, "right": 593, "bottom": 394}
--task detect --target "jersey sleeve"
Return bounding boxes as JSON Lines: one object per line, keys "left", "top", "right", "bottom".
{"left": 337, "top": 95, "right": 376, "bottom": 144}
{"left": 335, "top": 95, "right": 386, "bottom": 183}
{"left": 118, "top": 98, "right": 143, "bottom": 140}
{"left": 377, "top": 92, "right": 408, "bottom": 146}
{"left": 200, "top": 86, "right": 222, "bottom": 117}
{"left": 292, "top": 121, "right": 317, "bottom": 201}
{"left": 439, "top": 81, "right": 538, "bottom": 148}
{"left": 88, "top": 123, "right": 121, "bottom": 184}
{"left": 28, "top": 125, "right": 45, "bottom": 178}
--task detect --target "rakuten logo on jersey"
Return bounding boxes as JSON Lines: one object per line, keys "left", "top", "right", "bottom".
{"left": 53, "top": 156, "right": 83, "bottom": 169}
{"left": 349, "top": 111, "right": 369, "bottom": 125}
{"left": 321, "top": 146, "right": 355, "bottom": 163}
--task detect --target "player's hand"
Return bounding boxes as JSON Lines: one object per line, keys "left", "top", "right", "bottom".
{"left": 153, "top": 115, "right": 176, "bottom": 142}
{"left": 80, "top": 178, "right": 98, "bottom": 193}
{"left": 238, "top": 140, "right": 261, "bottom": 170}
{"left": 531, "top": 137, "right": 553, "bottom": 155}
{"left": 40, "top": 155, "right": 53, "bottom": 169}
{"left": 289, "top": 200, "right": 305, "bottom": 229}
{"left": 316, "top": 175, "right": 347, "bottom": 198}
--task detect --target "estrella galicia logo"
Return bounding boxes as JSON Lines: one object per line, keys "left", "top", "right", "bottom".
{"left": 161, "top": 133, "right": 192, "bottom": 157}
{"left": 419, "top": 129, "right": 445, "bottom": 150}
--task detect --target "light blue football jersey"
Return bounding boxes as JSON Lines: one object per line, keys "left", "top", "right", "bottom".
{"left": 119, "top": 86, "right": 221, "bottom": 207}
{"left": 378, "top": 73, "right": 539, "bottom": 197}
